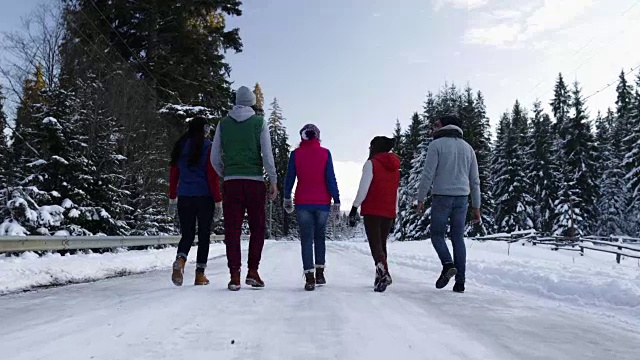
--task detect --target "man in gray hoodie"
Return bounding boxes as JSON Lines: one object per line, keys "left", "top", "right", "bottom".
{"left": 211, "top": 86, "right": 278, "bottom": 291}
{"left": 417, "top": 115, "right": 481, "bottom": 293}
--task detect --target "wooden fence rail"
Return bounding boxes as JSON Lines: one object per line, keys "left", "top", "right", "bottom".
{"left": 472, "top": 232, "right": 640, "bottom": 264}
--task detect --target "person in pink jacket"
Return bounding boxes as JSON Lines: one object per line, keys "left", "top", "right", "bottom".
{"left": 284, "top": 124, "right": 341, "bottom": 291}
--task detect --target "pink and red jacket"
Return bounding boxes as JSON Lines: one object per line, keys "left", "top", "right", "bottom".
{"left": 284, "top": 139, "right": 340, "bottom": 211}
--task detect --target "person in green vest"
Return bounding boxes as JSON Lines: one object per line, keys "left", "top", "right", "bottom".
{"left": 211, "top": 86, "right": 278, "bottom": 291}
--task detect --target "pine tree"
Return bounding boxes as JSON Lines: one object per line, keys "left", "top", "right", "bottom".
{"left": 472, "top": 91, "right": 496, "bottom": 234}
{"left": 266, "top": 98, "right": 291, "bottom": 237}
{"left": 393, "top": 118, "right": 404, "bottom": 170}
{"left": 595, "top": 109, "right": 629, "bottom": 235}
{"left": 59, "top": 0, "right": 244, "bottom": 235}
{"left": 400, "top": 112, "right": 422, "bottom": 180}
{"left": 0, "top": 85, "right": 9, "bottom": 188}
{"left": 395, "top": 93, "right": 438, "bottom": 240}
{"left": 553, "top": 81, "right": 599, "bottom": 236}
{"left": 253, "top": 82, "right": 265, "bottom": 115}
{"left": 528, "top": 101, "right": 557, "bottom": 233}
{"left": 621, "top": 72, "right": 640, "bottom": 232}
{"left": 492, "top": 101, "right": 535, "bottom": 232}
{"left": 67, "top": 76, "right": 130, "bottom": 235}
{"left": 459, "top": 87, "right": 494, "bottom": 234}
{"left": 490, "top": 113, "right": 509, "bottom": 232}
{"left": 61, "top": 0, "right": 243, "bottom": 112}
{"left": 0, "top": 86, "right": 10, "bottom": 222}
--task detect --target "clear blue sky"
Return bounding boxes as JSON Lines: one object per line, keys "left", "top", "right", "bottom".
{"left": 4, "top": 0, "right": 640, "bottom": 166}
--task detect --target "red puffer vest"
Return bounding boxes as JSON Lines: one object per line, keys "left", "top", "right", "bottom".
{"left": 294, "top": 139, "right": 331, "bottom": 205}
{"left": 361, "top": 152, "right": 401, "bottom": 218}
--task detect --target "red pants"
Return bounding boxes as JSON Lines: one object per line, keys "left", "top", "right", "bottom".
{"left": 223, "top": 179, "right": 267, "bottom": 272}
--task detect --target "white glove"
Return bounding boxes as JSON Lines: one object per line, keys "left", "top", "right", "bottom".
{"left": 214, "top": 202, "right": 223, "bottom": 221}
{"left": 283, "top": 198, "right": 294, "bottom": 214}
{"left": 331, "top": 203, "right": 341, "bottom": 220}
{"left": 167, "top": 198, "right": 178, "bottom": 217}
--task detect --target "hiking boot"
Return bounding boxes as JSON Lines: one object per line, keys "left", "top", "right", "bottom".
{"left": 315, "top": 266, "right": 326, "bottom": 285}
{"left": 245, "top": 269, "right": 265, "bottom": 288}
{"left": 374, "top": 262, "right": 392, "bottom": 293}
{"left": 228, "top": 271, "right": 241, "bottom": 291}
{"left": 194, "top": 270, "right": 210, "bottom": 286}
{"left": 435, "top": 263, "right": 457, "bottom": 289}
{"left": 453, "top": 281, "right": 465, "bottom": 293}
{"left": 171, "top": 257, "right": 186, "bottom": 286}
{"left": 304, "top": 272, "right": 316, "bottom": 291}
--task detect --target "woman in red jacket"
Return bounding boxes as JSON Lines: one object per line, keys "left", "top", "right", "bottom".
{"left": 349, "top": 136, "right": 400, "bottom": 292}
{"left": 168, "top": 117, "right": 223, "bottom": 286}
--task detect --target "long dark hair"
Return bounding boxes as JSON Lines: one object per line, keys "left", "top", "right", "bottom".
{"left": 170, "top": 117, "right": 208, "bottom": 168}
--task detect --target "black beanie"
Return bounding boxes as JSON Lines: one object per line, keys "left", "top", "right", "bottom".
{"left": 370, "top": 136, "right": 395, "bottom": 154}
{"left": 439, "top": 115, "right": 462, "bottom": 128}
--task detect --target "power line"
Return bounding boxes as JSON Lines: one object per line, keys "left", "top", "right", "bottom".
{"left": 524, "top": 0, "right": 640, "bottom": 101}
{"left": 621, "top": 0, "right": 640, "bottom": 16}
{"left": 583, "top": 62, "right": 640, "bottom": 101}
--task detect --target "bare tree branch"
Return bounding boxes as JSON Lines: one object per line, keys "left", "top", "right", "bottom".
{"left": 0, "top": 1, "right": 64, "bottom": 109}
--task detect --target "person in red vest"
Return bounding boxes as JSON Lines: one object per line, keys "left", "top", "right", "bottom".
{"left": 283, "top": 124, "right": 341, "bottom": 291}
{"left": 348, "top": 136, "right": 400, "bottom": 292}
{"left": 168, "top": 117, "right": 223, "bottom": 286}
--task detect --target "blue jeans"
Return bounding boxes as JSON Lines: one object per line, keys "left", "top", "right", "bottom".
{"left": 430, "top": 195, "right": 468, "bottom": 282}
{"left": 296, "top": 209, "right": 329, "bottom": 271}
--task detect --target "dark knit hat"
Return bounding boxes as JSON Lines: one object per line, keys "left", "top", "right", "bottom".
{"left": 370, "top": 136, "right": 395, "bottom": 154}
{"left": 300, "top": 124, "right": 320, "bottom": 140}
{"left": 439, "top": 114, "right": 462, "bottom": 128}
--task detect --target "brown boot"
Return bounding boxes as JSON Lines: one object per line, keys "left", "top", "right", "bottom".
{"left": 194, "top": 271, "right": 210, "bottom": 286}
{"left": 228, "top": 270, "right": 241, "bottom": 291}
{"left": 304, "top": 272, "right": 316, "bottom": 291}
{"left": 171, "top": 257, "right": 186, "bottom": 286}
{"left": 245, "top": 269, "right": 265, "bottom": 288}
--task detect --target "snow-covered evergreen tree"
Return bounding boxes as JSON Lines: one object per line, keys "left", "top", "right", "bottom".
{"left": 67, "top": 76, "right": 130, "bottom": 235}
{"left": 395, "top": 93, "right": 438, "bottom": 240}
{"left": 0, "top": 85, "right": 9, "bottom": 191}
{"left": 622, "top": 72, "right": 640, "bottom": 234}
{"left": 460, "top": 87, "right": 494, "bottom": 234}
{"left": 492, "top": 101, "right": 535, "bottom": 233}
{"left": 267, "top": 98, "right": 291, "bottom": 237}
{"left": 0, "top": 86, "right": 11, "bottom": 223}
{"left": 595, "top": 109, "right": 629, "bottom": 235}
{"left": 529, "top": 101, "right": 557, "bottom": 233}
{"left": 400, "top": 112, "right": 422, "bottom": 180}
{"left": 552, "top": 81, "right": 599, "bottom": 236}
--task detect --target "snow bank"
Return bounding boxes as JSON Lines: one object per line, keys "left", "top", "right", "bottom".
{"left": 0, "top": 244, "right": 225, "bottom": 294}
{"left": 333, "top": 240, "right": 640, "bottom": 317}
{"left": 0, "top": 219, "right": 28, "bottom": 236}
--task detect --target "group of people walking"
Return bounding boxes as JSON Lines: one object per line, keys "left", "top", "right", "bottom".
{"left": 167, "top": 86, "right": 481, "bottom": 293}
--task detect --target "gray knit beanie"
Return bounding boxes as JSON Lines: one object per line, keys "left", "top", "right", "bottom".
{"left": 236, "top": 86, "right": 256, "bottom": 107}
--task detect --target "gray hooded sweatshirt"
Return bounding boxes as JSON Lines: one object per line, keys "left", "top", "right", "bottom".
{"left": 417, "top": 125, "right": 481, "bottom": 208}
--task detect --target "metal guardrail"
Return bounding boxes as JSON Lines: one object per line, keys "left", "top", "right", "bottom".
{"left": 0, "top": 235, "right": 251, "bottom": 253}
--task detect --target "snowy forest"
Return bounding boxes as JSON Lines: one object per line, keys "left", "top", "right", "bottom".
{"left": 1, "top": 2, "right": 639, "bottom": 239}
{"left": 0, "top": 1, "right": 329, "bottom": 238}
{"left": 393, "top": 72, "right": 640, "bottom": 239}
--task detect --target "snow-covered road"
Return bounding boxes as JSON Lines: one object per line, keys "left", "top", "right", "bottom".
{"left": 1, "top": 241, "right": 639, "bottom": 360}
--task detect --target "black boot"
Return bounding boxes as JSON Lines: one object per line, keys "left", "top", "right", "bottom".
{"left": 315, "top": 266, "right": 326, "bottom": 285}
{"left": 304, "top": 272, "right": 315, "bottom": 291}
{"left": 453, "top": 281, "right": 465, "bottom": 293}
{"left": 435, "top": 263, "right": 457, "bottom": 289}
